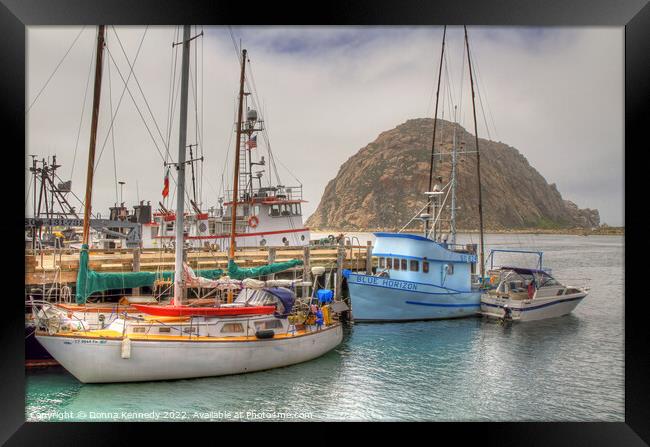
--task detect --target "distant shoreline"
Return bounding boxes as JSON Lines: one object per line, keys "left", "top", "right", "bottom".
{"left": 311, "top": 227, "right": 624, "bottom": 236}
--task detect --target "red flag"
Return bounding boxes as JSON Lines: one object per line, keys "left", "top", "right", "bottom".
{"left": 162, "top": 169, "right": 169, "bottom": 198}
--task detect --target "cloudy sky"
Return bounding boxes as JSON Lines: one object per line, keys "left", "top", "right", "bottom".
{"left": 26, "top": 26, "right": 623, "bottom": 226}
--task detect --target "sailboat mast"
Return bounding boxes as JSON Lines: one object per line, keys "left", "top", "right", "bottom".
{"left": 464, "top": 25, "right": 486, "bottom": 280}
{"left": 425, "top": 25, "right": 446, "bottom": 239}
{"left": 173, "top": 25, "right": 192, "bottom": 305}
{"left": 450, "top": 105, "right": 458, "bottom": 246}
{"left": 81, "top": 25, "right": 106, "bottom": 245}
{"left": 229, "top": 49, "right": 247, "bottom": 260}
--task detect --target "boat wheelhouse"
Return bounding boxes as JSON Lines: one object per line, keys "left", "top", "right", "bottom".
{"left": 140, "top": 184, "right": 309, "bottom": 250}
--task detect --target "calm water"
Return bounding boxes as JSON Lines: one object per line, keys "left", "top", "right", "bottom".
{"left": 26, "top": 234, "right": 624, "bottom": 421}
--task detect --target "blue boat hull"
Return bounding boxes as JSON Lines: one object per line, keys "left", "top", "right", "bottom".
{"left": 347, "top": 273, "right": 481, "bottom": 322}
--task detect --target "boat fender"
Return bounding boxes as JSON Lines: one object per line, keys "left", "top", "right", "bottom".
{"left": 121, "top": 337, "right": 131, "bottom": 359}
{"left": 248, "top": 215, "right": 259, "bottom": 228}
{"left": 255, "top": 329, "right": 275, "bottom": 339}
{"left": 527, "top": 283, "right": 535, "bottom": 299}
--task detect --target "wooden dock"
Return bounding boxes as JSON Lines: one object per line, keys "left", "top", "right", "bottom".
{"left": 25, "top": 242, "right": 375, "bottom": 288}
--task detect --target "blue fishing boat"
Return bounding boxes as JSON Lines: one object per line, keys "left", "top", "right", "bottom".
{"left": 345, "top": 26, "right": 488, "bottom": 322}
{"left": 344, "top": 233, "right": 481, "bottom": 321}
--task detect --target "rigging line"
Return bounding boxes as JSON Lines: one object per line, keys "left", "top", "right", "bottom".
{"left": 458, "top": 37, "right": 467, "bottom": 129}
{"left": 52, "top": 171, "right": 97, "bottom": 218}
{"left": 110, "top": 26, "right": 168, "bottom": 151}
{"left": 247, "top": 62, "right": 286, "bottom": 186}
{"left": 200, "top": 25, "right": 205, "bottom": 208}
{"left": 25, "top": 170, "right": 33, "bottom": 209}
{"left": 70, "top": 38, "right": 96, "bottom": 181}
{"left": 91, "top": 28, "right": 149, "bottom": 171}
{"left": 219, "top": 121, "right": 236, "bottom": 198}
{"left": 443, "top": 49, "right": 457, "bottom": 110}
{"left": 227, "top": 26, "right": 241, "bottom": 61}
{"left": 96, "top": 45, "right": 167, "bottom": 170}
{"left": 106, "top": 34, "right": 119, "bottom": 205}
{"left": 473, "top": 52, "right": 499, "bottom": 142}
{"left": 469, "top": 46, "right": 492, "bottom": 141}
{"left": 27, "top": 26, "right": 87, "bottom": 113}
{"left": 165, "top": 26, "right": 180, "bottom": 165}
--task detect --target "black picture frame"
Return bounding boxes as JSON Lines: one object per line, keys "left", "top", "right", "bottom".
{"left": 2, "top": 0, "right": 647, "bottom": 443}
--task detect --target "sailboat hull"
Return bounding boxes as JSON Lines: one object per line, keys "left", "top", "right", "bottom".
{"left": 347, "top": 273, "right": 481, "bottom": 322}
{"left": 36, "top": 324, "right": 343, "bottom": 383}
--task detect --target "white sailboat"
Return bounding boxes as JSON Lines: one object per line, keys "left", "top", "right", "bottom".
{"left": 36, "top": 26, "right": 343, "bottom": 383}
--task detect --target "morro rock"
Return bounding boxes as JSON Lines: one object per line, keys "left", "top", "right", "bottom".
{"left": 307, "top": 118, "right": 599, "bottom": 231}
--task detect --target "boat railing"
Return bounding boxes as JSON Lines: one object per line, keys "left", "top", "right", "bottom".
{"left": 224, "top": 184, "right": 304, "bottom": 203}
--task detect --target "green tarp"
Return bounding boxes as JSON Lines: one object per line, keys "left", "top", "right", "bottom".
{"left": 75, "top": 245, "right": 223, "bottom": 304}
{"left": 75, "top": 245, "right": 303, "bottom": 303}
{"left": 227, "top": 259, "right": 303, "bottom": 280}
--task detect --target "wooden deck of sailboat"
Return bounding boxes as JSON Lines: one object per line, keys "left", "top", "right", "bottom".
{"left": 44, "top": 324, "right": 338, "bottom": 342}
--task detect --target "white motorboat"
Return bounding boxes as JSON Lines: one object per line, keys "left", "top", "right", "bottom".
{"left": 480, "top": 250, "right": 588, "bottom": 322}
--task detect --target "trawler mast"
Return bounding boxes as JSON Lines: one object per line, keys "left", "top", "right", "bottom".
{"left": 229, "top": 48, "right": 247, "bottom": 261}
{"left": 425, "top": 25, "right": 446, "bottom": 240}
{"left": 464, "top": 25, "right": 486, "bottom": 280}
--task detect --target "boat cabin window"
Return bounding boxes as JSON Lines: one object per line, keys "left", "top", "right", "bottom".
{"left": 379, "top": 257, "right": 385, "bottom": 268}
{"left": 446, "top": 264, "right": 454, "bottom": 275}
{"left": 401, "top": 259, "right": 407, "bottom": 270}
{"left": 255, "top": 319, "right": 283, "bottom": 331}
{"left": 393, "top": 258, "right": 400, "bottom": 270}
{"left": 386, "top": 258, "right": 392, "bottom": 269}
{"left": 269, "top": 205, "right": 281, "bottom": 217}
{"left": 410, "top": 260, "right": 419, "bottom": 271}
{"left": 150, "top": 226, "right": 159, "bottom": 238}
{"left": 183, "top": 327, "right": 197, "bottom": 334}
{"left": 423, "top": 261, "right": 429, "bottom": 273}
{"left": 221, "top": 323, "right": 244, "bottom": 333}
{"left": 132, "top": 326, "right": 146, "bottom": 333}
{"left": 280, "top": 204, "right": 291, "bottom": 216}
{"left": 166, "top": 222, "right": 174, "bottom": 232}
{"left": 158, "top": 327, "right": 171, "bottom": 333}
{"left": 253, "top": 205, "right": 261, "bottom": 216}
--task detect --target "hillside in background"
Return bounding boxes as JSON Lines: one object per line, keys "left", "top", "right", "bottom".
{"left": 307, "top": 118, "right": 599, "bottom": 231}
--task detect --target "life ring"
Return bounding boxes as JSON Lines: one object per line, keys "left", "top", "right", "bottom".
{"left": 248, "top": 215, "right": 259, "bottom": 228}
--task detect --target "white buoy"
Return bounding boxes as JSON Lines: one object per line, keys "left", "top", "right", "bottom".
{"left": 121, "top": 337, "right": 131, "bottom": 359}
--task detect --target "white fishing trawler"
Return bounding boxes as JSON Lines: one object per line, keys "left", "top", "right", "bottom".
{"left": 35, "top": 28, "right": 343, "bottom": 383}
{"left": 480, "top": 249, "right": 589, "bottom": 322}
{"left": 140, "top": 182, "right": 310, "bottom": 250}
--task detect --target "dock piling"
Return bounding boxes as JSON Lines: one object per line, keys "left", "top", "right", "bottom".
{"left": 267, "top": 247, "right": 276, "bottom": 280}
{"left": 366, "top": 240, "right": 373, "bottom": 275}
{"left": 302, "top": 246, "right": 310, "bottom": 298}
{"left": 335, "top": 238, "right": 345, "bottom": 301}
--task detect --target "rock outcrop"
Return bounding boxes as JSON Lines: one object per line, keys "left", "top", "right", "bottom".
{"left": 307, "top": 118, "right": 599, "bottom": 231}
